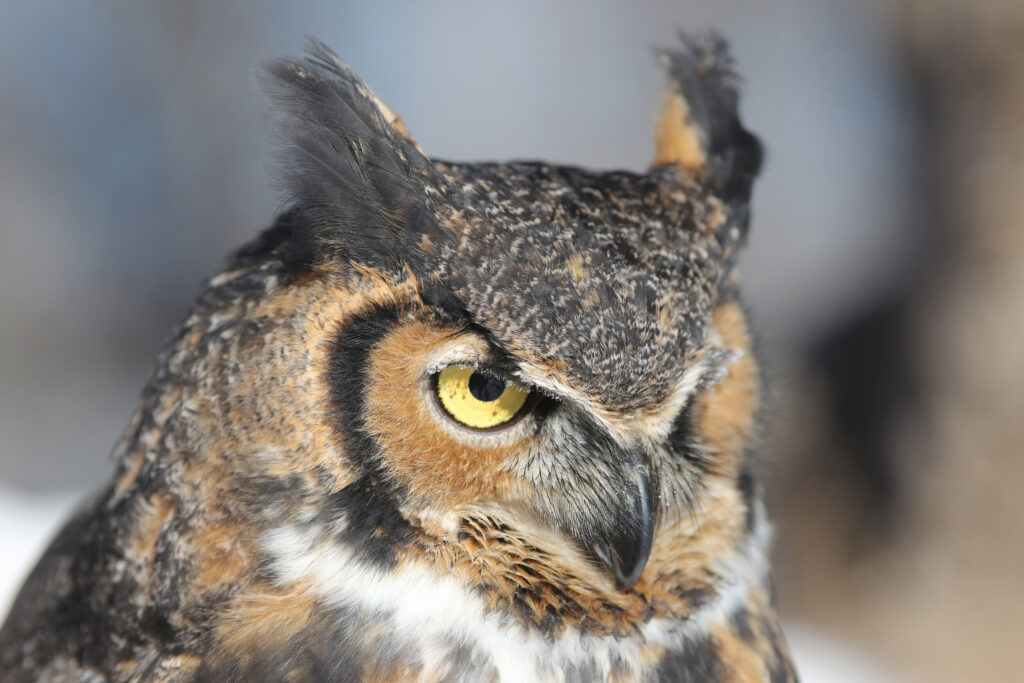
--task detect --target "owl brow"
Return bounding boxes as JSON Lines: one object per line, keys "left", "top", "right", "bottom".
{"left": 417, "top": 278, "right": 468, "bottom": 322}
{"left": 415, "top": 277, "right": 528, "bottom": 379}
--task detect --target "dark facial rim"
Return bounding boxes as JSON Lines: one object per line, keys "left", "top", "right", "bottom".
{"left": 326, "top": 302, "right": 416, "bottom": 567}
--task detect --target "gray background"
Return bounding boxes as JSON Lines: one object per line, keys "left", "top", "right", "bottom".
{"left": 0, "top": 0, "right": 914, "bottom": 493}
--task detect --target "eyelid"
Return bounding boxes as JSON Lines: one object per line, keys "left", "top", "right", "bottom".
{"left": 424, "top": 354, "right": 507, "bottom": 376}
{"left": 423, "top": 349, "right": 490, "bottom": 377}
{"left": 431, "top": 364, "right": 529, "bottom": 391}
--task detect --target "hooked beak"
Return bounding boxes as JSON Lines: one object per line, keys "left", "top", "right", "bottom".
{"left": 586, "top": 460, "right": 656, "bottom": 590}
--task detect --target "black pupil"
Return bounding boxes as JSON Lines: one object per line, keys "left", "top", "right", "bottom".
{"left": 468, "top": 372, "right": 506, "bottom": 402}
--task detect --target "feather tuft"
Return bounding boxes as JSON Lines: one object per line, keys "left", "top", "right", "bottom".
{"left": 261, "top": 39, "right": 448, "bottom": 272}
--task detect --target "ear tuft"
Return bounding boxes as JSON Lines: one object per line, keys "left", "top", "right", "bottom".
{"left": 653, "top": 33, "right": 762, "bottom": 202}
{"left": 261, "top": 38, "right": 447, "bottom": 272}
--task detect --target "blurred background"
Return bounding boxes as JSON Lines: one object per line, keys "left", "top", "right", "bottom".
{"left": 1, "top": 1, "right": 1022, "bottom": 681}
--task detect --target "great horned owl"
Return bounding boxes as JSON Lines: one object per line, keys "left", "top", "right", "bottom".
{"left": 0, "top": 35, "right": 796, "bottom": 682}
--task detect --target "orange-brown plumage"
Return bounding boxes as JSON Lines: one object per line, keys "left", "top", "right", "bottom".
{"left": 0, "top": 33, "right": 794, "bottom": 682}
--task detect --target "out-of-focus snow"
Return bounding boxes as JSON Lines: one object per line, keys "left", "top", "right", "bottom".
{"left": 786, "top": 622, "right": 905, "bottom": 683}
{"left": 0, "top": 487, "right": 83, "bottom": 619}
{"left": 0, "top": 493, "right": 902, "bottom": 682}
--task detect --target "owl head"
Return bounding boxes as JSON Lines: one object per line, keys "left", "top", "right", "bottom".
{"left": 0, "top": 33, "right": 800, "bottom": 681}
{"left": 111, "top": 34, "right": 764, "bottom": 642}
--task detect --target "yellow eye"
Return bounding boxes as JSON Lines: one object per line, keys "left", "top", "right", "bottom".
{"left": 434, "top": 366, "right": 532, "bottom": 430}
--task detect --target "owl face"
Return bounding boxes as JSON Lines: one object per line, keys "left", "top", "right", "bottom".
{"left": 324, "top": 271, "right": 758, "bottom": 598}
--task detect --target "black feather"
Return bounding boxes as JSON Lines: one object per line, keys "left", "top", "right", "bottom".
{"left": 229, "top": 207, "right": 318, "bottom": 271}
{"left": 262, "top": 39, "right": 449, "bottom": 273}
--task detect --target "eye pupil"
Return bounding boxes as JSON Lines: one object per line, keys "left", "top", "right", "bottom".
{"left": 468, "top": 371, "right": 505, "bottom": 402}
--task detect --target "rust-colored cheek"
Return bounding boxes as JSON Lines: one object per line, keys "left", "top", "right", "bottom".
{"left": 695, "top": 299, "right": 759, "bottom": 478}
{"left": 361, "top": 320, "right": 521, "bottom": 509}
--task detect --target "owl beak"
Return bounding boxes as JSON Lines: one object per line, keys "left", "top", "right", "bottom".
{"left": 590, "top": 463, "right": 655, "bottom": 591}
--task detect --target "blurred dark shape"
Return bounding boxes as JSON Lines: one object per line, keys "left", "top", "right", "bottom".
{"left": 772, "top": 2, "right": 1024, "bottom": 681}
{"left": 809, "top": 296, "right": 924, "bottom": 544}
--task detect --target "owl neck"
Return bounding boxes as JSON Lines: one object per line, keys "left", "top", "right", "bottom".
{"left": 245, "top": 495, "right": 794, "bottom": 680}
